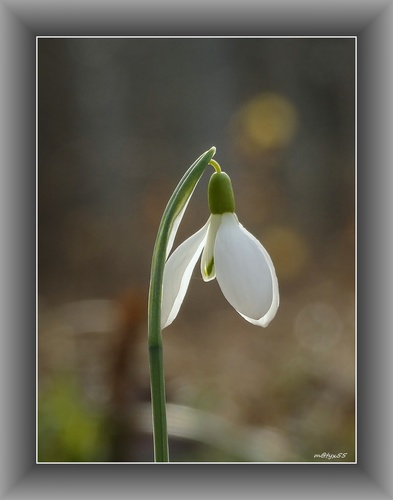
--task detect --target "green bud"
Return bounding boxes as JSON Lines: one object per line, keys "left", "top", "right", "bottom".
{"left": 208, "top": 172, "right": 236, "bottom": 214}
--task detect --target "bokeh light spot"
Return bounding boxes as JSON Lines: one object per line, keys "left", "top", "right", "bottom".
{"left": 234, "top": 92, "right": 298, "bottom": 154}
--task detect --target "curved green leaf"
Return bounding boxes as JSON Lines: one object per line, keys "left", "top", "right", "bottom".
{"left": 148, "top": 146, "right": 216, "bottom": 345}
{"left": 147, "top": 146, "right": 216, "bottom": 462}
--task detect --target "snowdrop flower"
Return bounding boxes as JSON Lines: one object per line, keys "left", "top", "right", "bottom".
{"left": 161, "top": 166, "right": 279, "bottom": 329}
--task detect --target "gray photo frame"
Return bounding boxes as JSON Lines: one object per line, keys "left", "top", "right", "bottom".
{"left": 1, "top": 0, "right": 391, "bottom": 498}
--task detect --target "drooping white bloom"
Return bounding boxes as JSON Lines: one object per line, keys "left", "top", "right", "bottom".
{"left": 161, "top": 173, "right": 279, "bottom": 329}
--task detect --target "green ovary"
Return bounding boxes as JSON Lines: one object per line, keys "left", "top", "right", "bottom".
{"left": 208, "top": 172, "right": 236, "bottom": 214}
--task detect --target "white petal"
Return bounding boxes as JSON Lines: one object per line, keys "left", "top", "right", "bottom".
{"left": 214, "top": 213, "right": 279, "bottom": 327}
{"left": 165, "top": 197, "right": 191, "bottom": 259}
{"left": 200, "top": 214, "right": 222, "bottom": 281}
{"left": 161, "top": 220, "right": 209, "bottom": 329}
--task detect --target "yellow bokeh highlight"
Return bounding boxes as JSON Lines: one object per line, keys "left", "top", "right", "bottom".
{"left": 234, "top": 92, "right": 298, "bottom": 154}
{"left": 261, "top": 226, "right": 309, "bottom": 280}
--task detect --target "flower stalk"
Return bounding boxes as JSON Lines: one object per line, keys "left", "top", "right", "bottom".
{"left": 148, "top": 146, "right": 279, "bottom": 461}
{"left": 148, "top": 147, "right": 216, "bottom": 462}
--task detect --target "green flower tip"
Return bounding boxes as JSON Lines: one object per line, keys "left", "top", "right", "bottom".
{"left": 208, "top": 171, "right": 236, "bottom": 214}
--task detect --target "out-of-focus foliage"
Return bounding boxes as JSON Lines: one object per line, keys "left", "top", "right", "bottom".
{"left": 38, "top": 375, "right": 110, "bottom": 462}
{"left": 38, "top": 38, "right": 355, "bottom": 462}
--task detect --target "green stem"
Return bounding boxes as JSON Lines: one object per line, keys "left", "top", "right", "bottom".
{"left": 209, "top": 159, "right": 221, "bottom": 173}
{"left": 148, "top": 146, "right": 216, "bottom": 462}
{"left": 148, "top": 344, "right": 168, "bottom": 461}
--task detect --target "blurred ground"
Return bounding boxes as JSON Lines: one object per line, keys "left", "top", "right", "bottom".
{"left": 38, "top": 37, "right": 355, "bottom": 462}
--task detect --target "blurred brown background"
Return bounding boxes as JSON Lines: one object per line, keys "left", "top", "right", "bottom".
{"left": 38, "top": 37, "right": 355, "bottom": 462}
